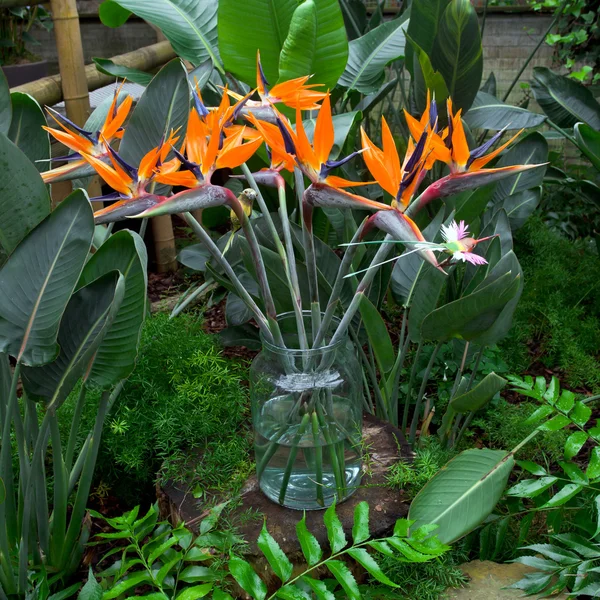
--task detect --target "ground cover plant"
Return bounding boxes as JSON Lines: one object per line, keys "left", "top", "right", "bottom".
{"left": 1, "top": 0, "right": 599, "bottom": 598}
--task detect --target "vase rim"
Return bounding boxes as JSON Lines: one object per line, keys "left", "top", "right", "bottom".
{"left": 260, "top": 311, "right": 347, "bottom": 355}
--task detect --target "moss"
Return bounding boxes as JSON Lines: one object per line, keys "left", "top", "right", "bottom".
{"left": 500, "top": 216, "right": 600, "bottom": 391}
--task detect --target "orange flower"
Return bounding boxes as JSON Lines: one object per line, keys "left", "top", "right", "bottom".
{"left": 361, "top": 116, "right": 433, "bottom": 209}
{"left": 153, "top": 89, "right": 263, "bottom": 189}
{"left": 42, "top": 85, "right": 133, "bottom": 183}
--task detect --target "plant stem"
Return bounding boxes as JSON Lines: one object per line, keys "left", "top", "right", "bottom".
{"left": 409, "top": 342, "right": 442, "bottom": 444}
{"left": 278, "top": 412, "right": 310, "bottom": 505}
{"left": 330, "top": 236, "right": 394, "bottom": 346}
{"left": 389, "top": 310, "right": 409, "bottom": 426}
{"left": 65, "top": 384, "right": 87, "bottom": 470}
{"left": 139, "top": 218, "right": 149, "bottom": 239}
{"left": 182, "top": 212, "right": 273, "bottom": 341}
{"left": 170, "top": 280, "right": 217, "bottom": 318}
{"left": 480, "top": 0, "right": 489, "bottom": 38}
{"left": 402, "top": 342, "right": 422, "bottom": 433}
{"left": 49, "top": 416, "right": 68, "bottom": 565}
{"left": 502, "top": 0, "right": 570, "bottom": 102}
{"left": 296, "top": 169, "right": 321, "bottom": 338}
{"left": 311, "top": 412, "right": 324, "bottom": 507}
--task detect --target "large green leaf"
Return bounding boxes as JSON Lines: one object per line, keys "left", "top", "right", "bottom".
{"left": 421, "top": 270, "right": 521, "bottom": 342}
{"left": 0, "top": 68, "right": 11, "bottom": 135}
{"left": 0, "top": 190, "right": 93, "bottom": 366}
{"left": 279, "top": 0, "right": 349, "bottom": 91}
{"left": 108, "top": 0, "right": 221, "bottom": 69}
{"left": 407, "top": 262, "right": 447, "bottom": 342}
{"left": 0, "top": 131, "right": 50, "bottom": 256}
{"left": 409, "top": 448, "right": 514, "bottom": 543}
{"left": 431, "top": 0, "right": 483, "bottom": 113}
{"left": 411, "top": 37, "right": 449, "bottom": 115}
{"left": 359, "top": 295, "right": 394, "bottom": 374}
{"left": 120, "top": 59, "right": 190, "bottom": 168}
{"left": 99, "top": 0, "right": 132, "bottom": 27}
{"left": 467, "top": 250, "right": 523, "bottom": 347}
{"left": 338, "top": 15, "right": 408, "bottom": 94}
{"left": 574, "top": 122, "right": 600, "bottom": 172}
{"left": 93, "top": 58, "right": 153, "bottom": 86}
{"left": 8, "top": 93, "right": 50, "bottom": 173}
{"left": 218, "top": 0, "right": 297, "bottom": 86}
{"left": 406, "top": 0, "right": 449, "bottom": 56}
{"left": 450, "top": 372, "right": 507, "bottom": 413}
{"left": 502, "top": 187, "right": 541, "bottom": 230}
{"left": 391, "top": 210, "right": 445, "bottom": 309}
{"left": 21, "top": 272, "right": 125, "bottom": 411}
{"left": 464, "top": 91, "right": 546, "bottom": 131}
{"left": 77, "top": 230, "right": 148, "bottom": 389}
{"left": 531, "top": 67, "right": 600, "bottom": 130}
{"left": 492, "top": 132, "right": 548, "bottom": 203}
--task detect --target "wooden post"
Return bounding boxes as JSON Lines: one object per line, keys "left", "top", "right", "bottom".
{"left": 48, "top": 0, "right": 103, "bottom": 206}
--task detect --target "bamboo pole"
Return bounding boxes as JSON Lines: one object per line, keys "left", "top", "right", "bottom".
{"left": 11, "top": 41, "right": 176, "bottom": 106}
{"left": 152, "top": 216, "right": 178, "bottom": 273}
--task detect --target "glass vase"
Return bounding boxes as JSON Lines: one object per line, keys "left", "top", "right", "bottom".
{"left": 250, "top": 312, "right": 362, "bottom": 510}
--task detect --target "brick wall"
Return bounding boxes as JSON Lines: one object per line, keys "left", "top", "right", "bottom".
{"left": 31, "top": 5, "right": 557, "bottom": 102}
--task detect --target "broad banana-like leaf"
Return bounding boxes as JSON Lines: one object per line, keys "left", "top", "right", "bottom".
{"left": 359, "top": 295, "right": 394, "bottom": 374}
{"left": 410, "top": 37, "right": 449, "bottom": 116}
{"left": 431, "top": 0, "right": 483, "bottom": 113}
{"left": 132, "top": 185, "right": 236, "bottom": 218}
{"left": 93, "top": 57, "right": 153, "bottom": 86}
{"left": 420, "top": 269, "right": 520, "bottom": 342}
{"left": 407, "top": 263, "right": 447, "bottom": 343}
{"left": 119, "top": 59, "right": 190, "bottom": 169}
{"left": 338, "top": 15, "right": 408, "bottom": 94}
{"left": 390, "top": 208, "right": 445, "bottom": 307}
{"left": 531, "top": 67, "right": 600, "bottom": 130}
{"left": 21, "top": 272, "right": 125, "bottom": 411}
{"left": 218, "top": 0, "right": 297, "bottom": 86}
{"left": 409, "top": 448, "right": 514, "bottom": 543}
{"left": 449, "top": 372, "right": 507, "bottom": 413}
{"left": 279, "top": 0, "right": 348, "bottom": 91}
{"left": 502, "top": 187, "right": 541, "bottom": 230}
{"left": 0, "top": 69, "right": 10, "bottom": 135}
{"left": 406, "top": 0, "right": 449, "bottom": 57}
{"left": 464, "top": 91, "right": 546, "bottom": 131}
{"left": 106, "top": 0, "right": 221, "bottom": 70}
{"left": 76, "top": 230, "right": 148, "bottom": 389}
{"left": 0, "top": 190, "right": 93, "bottom": 366}
{"left": 491, "top": 132, "right": 548, "bottom": 203}
{"left": 574, "top": 122, "right": 600, "bottom": 172}
{"left": 8, "top": 93, "right": 50, "bottom": 172}
{"left": 0, "top": 131, "right": 50, "bottom": 255}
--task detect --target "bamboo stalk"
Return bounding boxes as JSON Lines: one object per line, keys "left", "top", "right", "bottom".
{"left": 151, "top": 214, "right": 178, "bottom": 273}
{"left": 11, "top": 40, "right": 176, "bottom": 106}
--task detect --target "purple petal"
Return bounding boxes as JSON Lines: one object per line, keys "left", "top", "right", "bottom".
{"left": 192, "top": 89, "right": 210, "bottom": 117}
{"left": 467, "top": 127, "right": 507, "bottom": 168}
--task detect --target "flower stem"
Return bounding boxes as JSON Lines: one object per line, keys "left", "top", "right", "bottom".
{"left": 278, "top": 412, "right": 311, "bottom": 505}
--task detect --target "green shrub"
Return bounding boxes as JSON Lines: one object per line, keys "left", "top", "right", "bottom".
{"left": 500, "top": 216, "right": 600, "bottom": 390}
{"left": 61, "top": 312, "right": 252, "bottom": 503}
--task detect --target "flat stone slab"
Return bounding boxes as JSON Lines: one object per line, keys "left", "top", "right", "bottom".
{"left": 159, "top": 414, "right": 411, "bottom": 580}
{"left": 446, "top": 560, "right": 569, "bottom": 599}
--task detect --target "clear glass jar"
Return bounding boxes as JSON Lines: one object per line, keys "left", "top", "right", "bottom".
{"left": 250, "top": 312, "right": 362, "bottom": 510}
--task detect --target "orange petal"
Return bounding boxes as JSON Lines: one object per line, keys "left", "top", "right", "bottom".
{"left": 381, "top": 116, "right": 401, "bottom": 188}
{"left": 43, "top": 127, "right": 93, "bottom": 155}
{"left": 451, "top": 109, "right": 470, "bottom": 169}
{"left": 294, "top": 106, "right": 318, "bottom": 172}
{"left": 217, "top": 138, "right": 263, "bottom": 170}
{"left": 154, "top": 170, "right": 200, "bottom": 188}
{"left": 324, "top": 175, "right": 374, "bottom": 188}
{"left": 83, "top": 153, "right": 131, "bottom": 196}
{"left": 41, "top": 159, "right": 87, "bottom": 183}
{"left": 361, "top": 127, "right": 398, "bottom": 197}
{"left": 102, "top": 95, "right": 133, "bottom": 140}
{"left": 469, "top": 129, "right": 524, "bottom": 171}
{"left": 313, "top": 94, "right": 334, "bottom": 167}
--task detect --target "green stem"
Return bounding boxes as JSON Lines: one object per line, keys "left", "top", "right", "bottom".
{"left": 480, "top": 0, "right": 489, "bottom": 38}
{"left": 409, "top": 342, "right": 442, "bottom": 444}
{"left": 170, "top": 280, "right": 217, "bottom": 318}
{"left": 182, "top": 212, "right": 273, "bottom": 341}
{"left": 278, "top": 412, "right": 311, "bottom": 505}
{"left": 138, "top": 218, "right": 148, "bottom": 239}
{"left": 402, "top": 342, "right": 423, "bottom": 433}
{"left": 316, "top": 402, "right": 345, "bottom": 501}
{"left": 65, "top": 384, "right": 87, "bottom": 470}
{"left": 390, "top": 311, "right": 410, "bottom": 427}
{"left": 311, "top": 412, "right": 324, "bottom": 507}
{"left": 49, "top": 416, "right": 68, "bottom": 565}
{"left": 502, "top": 0, "right": 570, "bottom": 102}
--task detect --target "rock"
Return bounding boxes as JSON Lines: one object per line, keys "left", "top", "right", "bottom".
{"left": 446, "top": 560, "right": 570, "bottom": 599}
{"left": 158, "top": 414, "right": 412, "bottom": 590}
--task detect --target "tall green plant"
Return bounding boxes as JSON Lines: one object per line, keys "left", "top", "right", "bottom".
{"left": 0, "top": 168, "right": 147, "bottom": 596}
